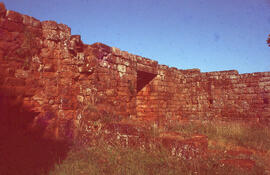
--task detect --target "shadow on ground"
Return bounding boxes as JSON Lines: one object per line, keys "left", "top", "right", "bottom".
{"left": 0, "top": 89, "right": 71, "bottom": 175}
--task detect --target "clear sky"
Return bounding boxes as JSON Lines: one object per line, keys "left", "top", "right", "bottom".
{"left": 2, "top": 0, "right": 270, "bottom": 73}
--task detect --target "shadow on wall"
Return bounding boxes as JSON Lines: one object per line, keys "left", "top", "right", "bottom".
{"left": 0, "top": 88, "right": 71, "bottom": 175}
{"left": 137, "top": 71, "right": 157, "bottom": 92}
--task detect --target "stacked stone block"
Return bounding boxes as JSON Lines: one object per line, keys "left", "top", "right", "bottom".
{"left": 0, "top": 2, "right": 270, "bottom": 141}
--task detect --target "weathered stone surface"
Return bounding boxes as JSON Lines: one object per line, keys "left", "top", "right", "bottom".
{"left": 69, "top": 35, "right": 83, "bottom": 52}
{"left": 0, "top": 2, "right": 270, "bottom": 144}
{"left": 42, "top": 29, "right": 59, "bottom": 41}
{"left": 22, "top": 15, "right": 41, "bottom": 28}
{"left": 0, "top": 2, "right": 6, "bottom": 17}
{"left": 6, "top": 10, "right": 23, "bottom": 23}
{"left": 58, "top": 23, "right": 71, "bottom": 33}
{"left": 41, "top": 20, "right": 58, "bottom": 30}
{"left": 0, "top": 19, "right": 24, "bottom": 32}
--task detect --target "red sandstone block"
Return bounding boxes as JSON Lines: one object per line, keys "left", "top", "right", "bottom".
{"left": 259, "top": 81, "right": 270, "bottom": 88}
{"left": 0, "top": 49, "right": 4, "bottom": 58}
{"left": 260, "top": 111, "right": 270, "bottom": 117}
{"left": 261, "top": 72, "right": 270, "bottom": 76}
{"left": 0, "top": 2, "right": 6, "bottom": 17}
{"left": 158, "top": 64, "right": 169, "bottom": 71}
{"left": 111, "top": 47, "right": 121, "bottom": 56}
{"left": 43, "top": 64, "right": 56, "bottom": 72}
{"left": 0, "top": 86, "right": 18, "bottom": 97}
{"left": 104, "top": 54, "right": 116, "bottom": 64}
{"left": 58, "top": 23, "right": 71, "bottom": 33}
{"left": 22, "top": 15, "right": 41, "bottom": 28}
{"left": 97, "top": 67, "right": 110, "bottom": 74}
{"left": 120, "top": 50, "right": 129, "bottom": 59}
{"left": 1, "top": 30, "right": 20, "bottom": 42}
{"left": 60, "top": 110, "right": 75, "bottom": 120}
{"left": 14, "top": 69, "right": 29, "bottom": 79}
{"left": 42, "top": 20, "right": 58, "bottom": 30}
{"left": 24, "top": 78, "right": 41, "bottom": 88}
{"left": 6, "top": 10, "right": 23, "bottom": 23}
{"left": 61, "top": 58, "right": 75, "bottom": 65}
{"left": 24, "top": 26, "right": 43, "bottom": 39}
{"left": 40, "top": 48, "right": 53, "bottom": 58}
{"left": 5, "top": 77, "right": 25, "bottom": 86}
{"left": 0, "top": 18, "right": 24, "bottom": 32}
{"left": 53, "top": 49, "right": 68, "bottom": 59}
{"left": 23, "top": 87, "right": 38, "bottom": 97}
{"left": 93, "top": 42, "right": 112, "bottom": 53}
{"left": 69, "top": 35, "right": 83, "bottom": 50}
{"left": 43, "top": 39, "right": 56, "bottom": 48}
{"left": 91, "top": 48, "right": 106, "bottom": 60}
{"left": 42, "top": 29, "right": 59, "bottom": 41}
{"left": 137, "top": 63, "right": 152, "bottom": 73}
{"left": 265, "top": 86, "right": 270, "bottom": 92}
{"left": 78, "top": 66, "right": 94, "bottom": 75}
{"left": 65, "top": 71, "right": 79, "bottom": 80}
{"left": 42, "top": 72, "right": 58, "bottom": 80}
{"left": 259, "top": 77, "right": 270, "bottom": 82}
{"left": 42, "top": 57, "right": 57, "bottom": 65}
{"left": 0, "top": 40, "right": 15, "bottom": 51}
{"left": 59, "top": 30, "right": 70, "bottom": 40}
{"left": 0, "top": 28, "right": 8, "bottom": 40}
{"left": 61, "top": 97, "right": 77, "bottom": 110}
{"left": 45, "top": 86, "right": 58, "bottom": 97}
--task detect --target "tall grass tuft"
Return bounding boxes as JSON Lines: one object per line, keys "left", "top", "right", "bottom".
{"left": 166, "top": 119, "right": 270, "bottom": 151}
{"left": 48, "top": 118, "right": 269, "bottom": 175}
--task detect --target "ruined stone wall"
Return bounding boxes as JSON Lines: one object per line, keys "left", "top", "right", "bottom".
{"left": 141, "top": 68, "right": 270, "bottom": 123}
{"left": 0, "top": 3, "right": 140, "bottom": 138}
{"left": 0, "top": 2, "right": 270, "bottom": 140}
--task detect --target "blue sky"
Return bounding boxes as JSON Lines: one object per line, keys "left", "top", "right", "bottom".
{"left": 2, "top": 0, "right": 270, "bottom": 73}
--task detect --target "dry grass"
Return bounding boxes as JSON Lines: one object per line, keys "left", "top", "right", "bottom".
{"left": 48, "top": 141, "right": 265, "bottom": 175}
{"left": 46, "top": 118, "right": 270, "bottom": 175}
{"left": 166, "top": 119, "right": 270, "bottom": 151}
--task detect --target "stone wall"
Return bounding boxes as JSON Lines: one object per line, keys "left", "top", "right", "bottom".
{"left": 145, "top": 68, "right": 270, "bottom": 122}
{"left": 0, "top": 2, "right": 269, "bottom": 139}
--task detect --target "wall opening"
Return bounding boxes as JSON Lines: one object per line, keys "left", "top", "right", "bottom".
{"left": 137, "top": 70, "right": 157, "bottom": 93}
{"left": 136, "top": 71, "right": 157, "bottom": 119}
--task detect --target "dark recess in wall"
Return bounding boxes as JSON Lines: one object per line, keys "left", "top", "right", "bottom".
{"left": 137, "top": 71, "right": 157, "bottom": 92}
{"left": 0, "top": 88, "right": 71, "bottom": 175}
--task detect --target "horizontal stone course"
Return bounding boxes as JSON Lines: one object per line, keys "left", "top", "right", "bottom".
{"left": 0, "top": 2, "right": 270, "bottom": 141}
{"left": 6, "top": 10, "right": 23, "bottom": 23}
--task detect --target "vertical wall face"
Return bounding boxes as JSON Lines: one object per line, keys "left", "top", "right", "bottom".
{"left": 0, "top": 5, "right": 86, "bottom": 139}
{"left": 0, "top": 4, "right": 140, "bottom": 139}
{"left": 135, "top": 64, "right": 270, "bottom": 122}
{"left": 85, "top": 44, "right": 138, "bottom": 120}
{"left": 136, "top": 60, "right": 158, "bottom": 120}
{"left": 1, "top": 3, "right": 270, "bottom": 141}
{"left": 151, "top": 68, "right": 270, "bottom": 121}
